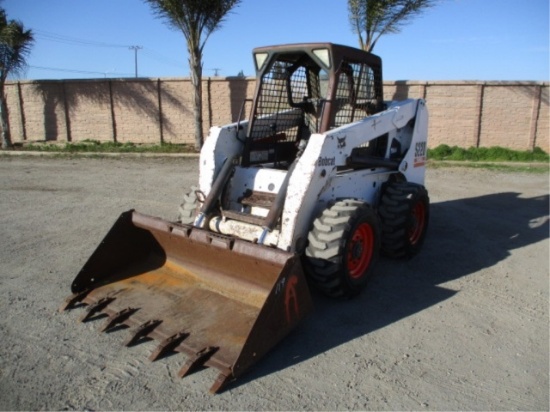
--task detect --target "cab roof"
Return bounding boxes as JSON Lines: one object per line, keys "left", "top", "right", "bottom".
{"left": 251, "top": 42, "right": 382, "bottom": 74}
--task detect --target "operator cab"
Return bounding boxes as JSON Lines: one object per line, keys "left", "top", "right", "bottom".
{"left": 240, "top": 43, "right": 385, "bottom": 169}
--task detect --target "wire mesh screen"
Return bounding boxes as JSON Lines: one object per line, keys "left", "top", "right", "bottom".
{"left": 249, "top": 61, "right": 303, "bottom": 142}
{"left": 332, "top": 61, "right": 377, "bottom": 129}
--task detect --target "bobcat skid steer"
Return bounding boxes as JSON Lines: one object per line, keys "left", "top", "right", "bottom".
{"left": 61, "top": 43, "right": 429, "bottom": 393}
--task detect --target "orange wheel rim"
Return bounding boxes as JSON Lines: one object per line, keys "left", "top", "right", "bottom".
{"left": 409, "top": 201, "right": 426, "bottom": 245}
{"left": 347, "top": 223, "right": 374, "bottom": 279}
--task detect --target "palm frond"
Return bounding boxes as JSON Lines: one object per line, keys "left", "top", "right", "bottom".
{"left": 348, "top": 0, "right": 435, "bottom": 52}
{"left": 145, "top": 0, "right": 240, "bottom": 53}
{"left": 0, "top": 8, "right": 34, "bottom": 80}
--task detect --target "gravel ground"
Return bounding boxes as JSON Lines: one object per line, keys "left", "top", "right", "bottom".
{"left": 0, "top": 156, "right": 548, "bottom": 411}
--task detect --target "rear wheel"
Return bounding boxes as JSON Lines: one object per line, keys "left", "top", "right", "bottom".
{"left": 177, "top": 186, "right": 199, "bottom": 224}
{"left": 305, "top": 200, "right": 381, "bottom": 298}
{"left": 379, "top": 182, "right": 429, "bottom": 258}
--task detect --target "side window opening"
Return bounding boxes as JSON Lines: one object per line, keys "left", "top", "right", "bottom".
{"left": 244, "top": 53, "right": 326, "bottom": 168}
{"left": 332, "top": 60, "right": 380, "bottom": 129}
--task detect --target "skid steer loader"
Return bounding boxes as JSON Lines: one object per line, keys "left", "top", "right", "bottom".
{"left": 61, "top": 43, "right": 430, "bottom": 393}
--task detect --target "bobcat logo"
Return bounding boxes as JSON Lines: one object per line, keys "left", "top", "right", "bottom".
{"left": 337, "top": 136, "right": 346, "bottom": 148}
{"left": 318, "top": 156, "right": 336, "bottom": 167}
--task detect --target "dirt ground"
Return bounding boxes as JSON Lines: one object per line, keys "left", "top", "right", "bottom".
{"left": 0, "top": 156, "right": 548, "bottom": 411}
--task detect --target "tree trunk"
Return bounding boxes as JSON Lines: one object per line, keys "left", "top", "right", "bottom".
{"left": 365, "top": 31, "right": 374, "bottom": 52}
{"left": 0, "top": 82, "right": 12, "bottom": 149}
{"left": 189, "top": 48, "right": 203, "bottom": 151}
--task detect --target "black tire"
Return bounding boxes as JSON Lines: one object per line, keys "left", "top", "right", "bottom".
{"left": 177, "top": 186, "right": 199, "bottom": 224}
{"left": 379, "top": 182, "right": 429, "bottom": 258}
{"left": 304, "top": 200, "right": 381, "bottom": 298}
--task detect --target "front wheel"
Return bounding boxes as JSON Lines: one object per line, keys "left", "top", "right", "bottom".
{"left": 304, "top": 200, "right": 381, "bottom": 298}
{"left": 379, "top": 182, "right": 430, "bottom": 258}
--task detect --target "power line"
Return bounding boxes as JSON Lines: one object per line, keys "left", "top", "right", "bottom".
{"left": 29, "top": 65, "right": 133, "bottom": 77}
{"left": 35, "top": 29, "right": 130, "bottom": 48}
{"left": 34, "top": 29, "right": 185, "bottom": 72}
{"left": 141, "top": 48, "right": 183, "bottom": 69}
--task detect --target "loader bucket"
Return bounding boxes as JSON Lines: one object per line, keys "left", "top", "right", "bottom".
{"left": 60, "top": 210, "right": 313, "bottom": 393}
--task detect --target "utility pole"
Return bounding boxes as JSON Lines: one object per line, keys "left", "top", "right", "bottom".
{"left": 129, "top": 46, "right": 143, "bottom": 78}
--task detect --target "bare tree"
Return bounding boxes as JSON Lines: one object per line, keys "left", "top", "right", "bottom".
{"left": 145, "top": 0, "right": 241, "bottom": 150}
{"left": 0, "top": 8, "right": 33, "bottom": 149}
{"left": 348, "top": 0, "right": 435, "bottom": 52}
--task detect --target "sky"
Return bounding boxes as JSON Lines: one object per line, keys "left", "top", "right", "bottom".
{"left": 2, "top": 0, "right": 549, "bottom": 81}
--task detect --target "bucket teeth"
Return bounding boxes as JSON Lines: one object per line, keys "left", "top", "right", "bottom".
{"left": 177, "top": 346, "right": 218, "bottom": 378}
{"left": 99, "top": 307, "right": 138, "bottom": 332}
{"left": 79, "top": 296, "right": 115, "bottom": 322}
{"left": 148, "top": 331, "right": 188, "bottom": 362}
{"left": 123, "top": 319, "right": 162, "bottom": 347}
{"left": 59, "top": 290, "right": 90, "bottom": 312}
{"left": 209, "top": 373, "right": 233, "bottom": 394}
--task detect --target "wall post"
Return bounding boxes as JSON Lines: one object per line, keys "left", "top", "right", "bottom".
{"left": 528, "top": 84, "right": 542, "bottom": 150}
{"left": 108, "top": 80, "right": 117, "bottom": 143}
{"left": 157, "top": 78, "right": 164, "bottom": 144}
{"left": 207, "top": 77, "right": 213, "bottom": 129}
{"left": 474, "top": 83, "right": 485, "bottom": 148}
{"left": 61, "top": 81, "right": 72, "bottom": 142}
{"left": 16, "top": 82, "right": 27, "bottom": 141}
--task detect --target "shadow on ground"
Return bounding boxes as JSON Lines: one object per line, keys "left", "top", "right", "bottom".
{"left": 228, "top": 191, "right": 549, "bottom": 391}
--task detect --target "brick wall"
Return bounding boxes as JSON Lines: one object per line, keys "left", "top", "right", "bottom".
{"left": 4, "top": 78, "right": 549, "bottom": 152}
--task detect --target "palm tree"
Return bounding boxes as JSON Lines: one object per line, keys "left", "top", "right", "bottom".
{"left": 348, "top": 0, "right": 435, "bottom": 52}
{"left": 145, "top": 0, "right": 241, "bottom": 150}
{"left": 0, "top": 8, "right": 33, "bottom": 149}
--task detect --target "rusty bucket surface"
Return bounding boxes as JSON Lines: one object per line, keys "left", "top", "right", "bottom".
{"left": 61, "top": 210, "right": 313, "bottom": 393}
